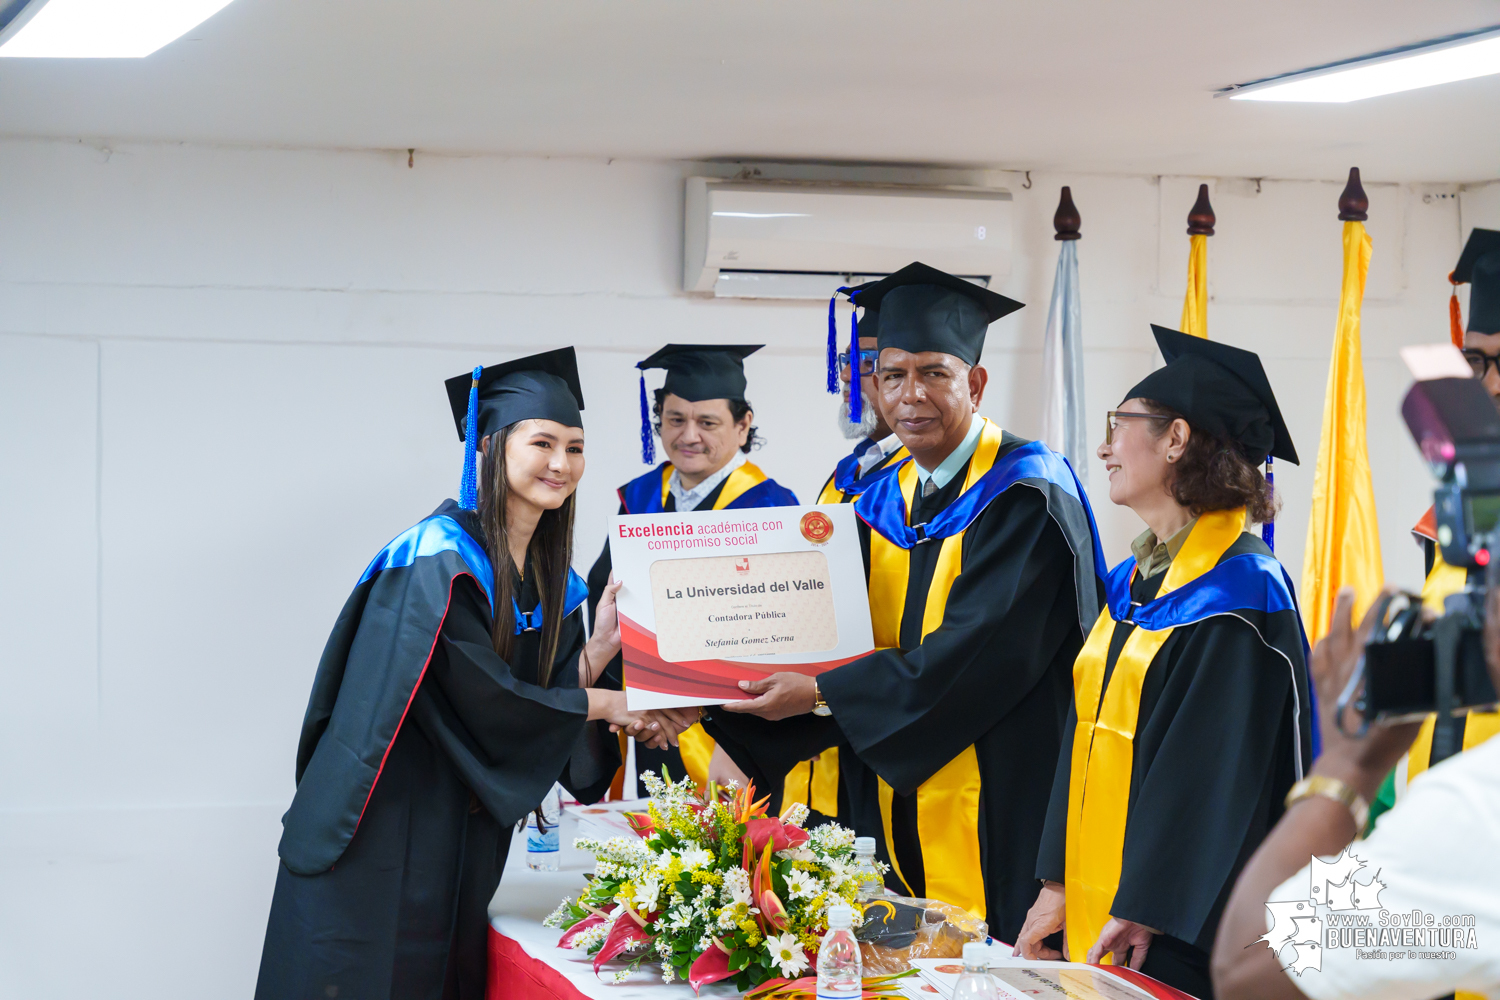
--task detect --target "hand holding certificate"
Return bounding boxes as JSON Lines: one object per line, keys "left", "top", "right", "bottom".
{"left": 609, "top": 504, "right": 874, "bottom": 710}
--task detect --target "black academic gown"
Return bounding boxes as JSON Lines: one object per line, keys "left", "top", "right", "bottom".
{"left": 707, "top": 437, "right": 1097, "bottom": 944}
{"left": 1035, "top": 532, "right": 1312, "bottom": 1000}
{"left": 257, "top": 502, "right": 618, "bottom": 1000}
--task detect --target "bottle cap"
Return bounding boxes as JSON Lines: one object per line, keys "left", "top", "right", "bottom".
{"left": 962, "top": 942, "right": 991, "bottom": 966}
{"left": 827, "top": 904, "right": 854, "bottom": 929}
{"left": 854, "top": 836, "right": 876, "bottom": 854}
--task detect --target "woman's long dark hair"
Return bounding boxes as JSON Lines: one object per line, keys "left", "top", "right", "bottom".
{"left": 476, "top": 420, "right": 577, "bottom": 686}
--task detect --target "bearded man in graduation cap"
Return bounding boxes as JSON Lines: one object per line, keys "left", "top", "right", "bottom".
{"left": 1375, "top": 228, "right": 1500, "bottom": 830}
{"left": 703, "top": 262, "right": 1106, "bottom": 944}
{"left": 586, "top": 344, "right": 799, "bottom": 795}
{"left": 257, "top": 349, "right": 665, "bottom": 1000}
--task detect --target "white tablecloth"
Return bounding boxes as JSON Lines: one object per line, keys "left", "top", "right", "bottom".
{"left": 488, "top": 813, "right": 741, "bottom": 1000}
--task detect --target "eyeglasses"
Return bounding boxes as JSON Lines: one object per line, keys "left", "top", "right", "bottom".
{"left": 838, "top": 350, "right": 881, "bottom": 376}
{"left": 1462, "top": 349, "right": 1500, "bottom": 380}
{"left": 1104, "top": 410, "right": 1173, "bottom": 445}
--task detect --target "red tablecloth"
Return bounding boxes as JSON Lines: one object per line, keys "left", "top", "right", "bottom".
{"left": 489, "top": 927, "right": 590, "bottom": 1000}
{"left": 486, "top": 926, "right": 1198, "bottom": 1000}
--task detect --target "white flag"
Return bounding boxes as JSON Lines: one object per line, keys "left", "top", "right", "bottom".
{"left": 1040, "top": 240, "right": 1088, "bottom": 486}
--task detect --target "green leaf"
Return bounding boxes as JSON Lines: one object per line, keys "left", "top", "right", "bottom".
{"left": 729, "top": 948, "right": 751, "bottom": 972}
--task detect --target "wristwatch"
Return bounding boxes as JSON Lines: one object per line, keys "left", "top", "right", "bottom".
{"left": 1284, "top": 774, "right": 1369, "bottom": 831}
{"left": 811, "top": 680, "right": 832, "bottom": 717}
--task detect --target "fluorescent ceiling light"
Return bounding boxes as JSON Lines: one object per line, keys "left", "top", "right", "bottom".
{"left": 1222, "top": 25, "right": 1500, "bottom": 103}
{"left": 0, "top": 0, "right": 237, "bottom": 58}
{"left": 712, "top": 212, "right": 812, "bottom": 219}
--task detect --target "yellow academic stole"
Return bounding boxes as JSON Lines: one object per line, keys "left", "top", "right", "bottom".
{"left": 816, "top": 446, "right": 911, "bottom": 504}
{"left": 670, "top": 460, "right": 773, "bottom": 789}
{"left": 1404, "top": 549, "right": 1500, "bottom": 798}
{"left": 1063, "top": 508, "right": 1246, "bottom": 963}
{"left": 785, "top": 447, "right": 913, "bottom": 818}
{"left": 861, "top": 418, "right": 1005, "bottom": 921}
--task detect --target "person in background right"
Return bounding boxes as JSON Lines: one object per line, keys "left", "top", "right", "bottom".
{"left": 1014, "top": 326, "right": 1313, "bottom": 1000}
{"left": 1371, "top": 227, "right": 1500, "bottom": 830}
{"left": 1212, "top": 585, "right": 1500, "bottom": 1000}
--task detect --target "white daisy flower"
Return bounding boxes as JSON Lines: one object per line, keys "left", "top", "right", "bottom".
{"left": 765, "top": 930, "right": 809, "bottom": 978}
{"left": 633, "top": 877, "right": 660, "bottom": 912}
{"left": 783, "top": 868, "right": 822, "bottom": 900}
{"left": 678, "top": 846, "right": 714, "bottom": 870}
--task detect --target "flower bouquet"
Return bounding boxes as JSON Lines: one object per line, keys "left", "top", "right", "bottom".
{"left": 545, "top": 770, "right": 899, "bottom": 994}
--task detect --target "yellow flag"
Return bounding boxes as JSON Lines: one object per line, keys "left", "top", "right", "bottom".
{"left": 1180, "top": 233, "right": 1208, "bottom": 338}
{"left": 1300, "top": 221, "right": 1383, "bottom": 642}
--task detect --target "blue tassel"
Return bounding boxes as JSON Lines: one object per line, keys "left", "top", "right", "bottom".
{"left": 458, "top": 365, "right": 482, "bottom": 511}
{"left": 848, "top": 304, "right": 862, "bottom": 424}
{"left": 638, "top": 372, "right": 655, "bottom": 465}
{"left": 1261, "top": 455, "right": 1275, "bottom": 552}
{"left": 826, "top": 289, "right": 845, "bottom": 394}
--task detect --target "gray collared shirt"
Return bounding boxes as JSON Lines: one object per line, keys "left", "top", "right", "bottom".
{"left": 1130, "top": 516, "right": 1199, "bottom": 579}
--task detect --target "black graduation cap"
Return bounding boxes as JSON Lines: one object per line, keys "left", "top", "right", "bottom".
{"left": 634, "top": 344, "right": 762, "bottom": 463}
{"left": 1124, "top": 326, "right": 1298, "bottom": 465}
{"left": 845, "top": 261, "right": 1024, "bottom": 366}
{"left": 443, "top": 347, "right": 585, "bottom": 509}
{"left": 1454, "top": 228, "right": 1500, "bottom": 335}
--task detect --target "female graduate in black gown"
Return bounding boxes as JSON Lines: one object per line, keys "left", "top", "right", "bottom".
{"left": 1014, "top": 327, "right": 1314, "bottom": 1000}
{"left": 255, "top": 348, "right": 676, "bottom": 1000}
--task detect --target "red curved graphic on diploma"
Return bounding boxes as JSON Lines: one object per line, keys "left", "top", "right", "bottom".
{"left": 618, "top": 614, "right": 872, "bottom": 700}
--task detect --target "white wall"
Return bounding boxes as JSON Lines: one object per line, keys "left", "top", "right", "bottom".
{"left": 0, "top": 137, "right": 1488, "bottom": 999}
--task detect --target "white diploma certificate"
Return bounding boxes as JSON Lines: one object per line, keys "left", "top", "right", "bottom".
{"left": 608, "top": 504, "right": 874, "bottom": 710}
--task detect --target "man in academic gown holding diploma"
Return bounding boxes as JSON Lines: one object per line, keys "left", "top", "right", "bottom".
{"left": 705, "top": 262, "right": 1104, "bottom": 944}
{"left": 787, "top": 296, "right": 909, "bottom": 826}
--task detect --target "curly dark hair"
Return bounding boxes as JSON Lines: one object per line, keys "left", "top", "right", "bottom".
{"left": 652, "top": 389, "right": 759, "bottom": 453}
{"left": 1139, "top": 399, "right": 1279, "bottom": 524}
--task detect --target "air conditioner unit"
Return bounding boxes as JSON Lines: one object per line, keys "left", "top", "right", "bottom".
{"left": 683, "top": 178, "right": 1012, "bottom": 299}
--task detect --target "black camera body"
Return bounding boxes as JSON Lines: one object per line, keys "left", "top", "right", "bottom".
{"left": 1359, "top": 377, "right": 1500, "bottom": 758}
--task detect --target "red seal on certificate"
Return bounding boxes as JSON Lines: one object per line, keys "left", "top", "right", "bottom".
{"left": 799, "top": 510, "right": 834, "bottom": 544}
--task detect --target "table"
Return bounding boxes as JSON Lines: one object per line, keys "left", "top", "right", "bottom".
{"left": 486, "top": 815, "right": 741, "bottom": 1000}
{"left": 484, "top": 817, "right": 1196, "bottom": 1000}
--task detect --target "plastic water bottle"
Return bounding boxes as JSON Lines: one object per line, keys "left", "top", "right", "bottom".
{"left": 853, "top": 836, "right": 883, "bottom": 902}
{"left": 951, "top": 942, "right": 998, "bottom": 1000}
{"left": 525, "top": 783, "right": 561, "bottom": 871}
{"left": 817, "top": 903, "right": 862, "bottom": 999}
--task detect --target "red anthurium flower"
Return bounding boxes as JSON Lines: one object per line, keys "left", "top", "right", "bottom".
{"left": 759, "top": 888, "right": 790, "bottom": 930}
{"left": 744, "top": 816, "right": 792, "bottom": 855}
{"left": 592, "top": 909, "right": 655, "bottom": 973}
{"left": 687, "top": 937, "right": 735, "bottom": 994}
{"left": 783, "top": 824, "right": 810, "bottom": 848}
{"left": 743, "top": 976, "right": 792, "bottom": 999}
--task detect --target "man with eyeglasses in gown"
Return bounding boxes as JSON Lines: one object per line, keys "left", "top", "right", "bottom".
{"left": 1374, "top": 228, "right": 1500, "bottom": 832}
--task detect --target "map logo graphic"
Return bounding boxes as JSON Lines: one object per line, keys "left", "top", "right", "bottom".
{"left": 1262, "top": 846, "right": 1387, "bottom": 975}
